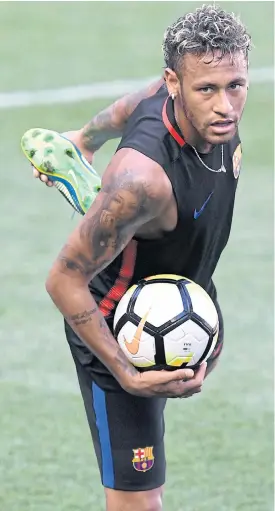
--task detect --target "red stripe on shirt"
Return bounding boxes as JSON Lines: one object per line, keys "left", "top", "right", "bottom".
{"left": 162, "top": 97, "right": 185, "bottom": 147}
{"left": 99, "top": 240, "right": 137, "bottom": 317}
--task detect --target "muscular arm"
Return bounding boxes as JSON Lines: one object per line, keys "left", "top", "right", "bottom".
{"left": 46, "top": 148, "right": 171, "bottom": 389}
{"left": 76, "top": 78, "right": 164, "bottom": 159}
{"left": 34, "top": 78, "right": 164, "bottom": 183}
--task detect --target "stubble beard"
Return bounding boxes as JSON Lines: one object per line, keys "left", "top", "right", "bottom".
{"left": 179, "top": 91, "right": 215, "bottom": 153}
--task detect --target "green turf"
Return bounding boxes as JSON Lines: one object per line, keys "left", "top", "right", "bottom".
{"left": 0, "top": 2, "right": 273, "bottom": 510}
{"left": 0, "top": 1, "right": 273, "bottom": 91}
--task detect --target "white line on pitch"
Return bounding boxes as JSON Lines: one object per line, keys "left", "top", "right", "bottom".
{"left": 0, "top": 66, "right": 273, "bottom": 109}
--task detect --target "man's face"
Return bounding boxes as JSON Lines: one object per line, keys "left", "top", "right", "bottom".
{"left": 173, "top": 51, "right": 248, "bottom": 145}
{"left": 101, "top": 189, "right": 139, "bottom": 229}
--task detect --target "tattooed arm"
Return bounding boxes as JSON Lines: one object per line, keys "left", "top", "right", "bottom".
{"left": 45, "top": 148, "right": 201, "bottom": 397}
{"left": 62, "top": 78, "right": 165, "bottom": 163}
{"left": 80, "top": 78, "right": 165, "bottom": 155}
{"left": 33, "top": 78, "right": 165, "bottom": 182}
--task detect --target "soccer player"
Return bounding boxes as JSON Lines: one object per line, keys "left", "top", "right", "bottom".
{"left": 24, "top": 5, "right": 251, "bottom": 511}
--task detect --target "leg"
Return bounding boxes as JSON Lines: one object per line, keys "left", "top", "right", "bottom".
{"left": 71, "top": 351, "right": 167, "bottom": 511}
{"left": 105, "top": 487, "right": 163, "bottom": 511}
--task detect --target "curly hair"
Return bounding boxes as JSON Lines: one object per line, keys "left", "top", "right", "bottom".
{"left": 162, "top": 4, "right": 252, "bottom": 72}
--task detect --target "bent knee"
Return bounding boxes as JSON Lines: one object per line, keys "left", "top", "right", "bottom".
{"left": 105, "top": 486, "right": 163, "bottom": 511}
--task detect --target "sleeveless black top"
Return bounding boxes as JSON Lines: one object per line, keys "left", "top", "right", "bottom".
{"left": 66, "top": 85, "right": 242, "bottom": 388}
{"left": 89, "top": 85, "right": 241, "bottom": 312}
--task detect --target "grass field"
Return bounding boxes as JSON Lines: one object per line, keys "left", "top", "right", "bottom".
{"left": 0, "top": 2, "right": 274, "bottom": 510}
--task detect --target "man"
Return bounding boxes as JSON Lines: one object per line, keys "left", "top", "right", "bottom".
{"left": 22, "top": 5, "right": 251, "bottom": 511}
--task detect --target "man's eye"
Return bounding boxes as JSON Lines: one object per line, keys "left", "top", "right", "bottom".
{"left": 199, "top": 87, "right": 213, "bottom": 93}
{"left": 229, "top": 83, "right": 242, "bottom": 90}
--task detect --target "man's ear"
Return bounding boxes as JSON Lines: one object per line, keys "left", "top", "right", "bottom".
{"left": 164, "top": 68, "right": 180, "bottom": 98}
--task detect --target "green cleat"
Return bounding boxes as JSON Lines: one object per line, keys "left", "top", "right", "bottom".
{"left": 21, "top": 128, "right": 101, "bottom": 215}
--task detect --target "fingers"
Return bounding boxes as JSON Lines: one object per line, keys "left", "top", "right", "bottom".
{"left": 40, "top": 174, "right": 53, "bottom": 186}
{"left": 157, "top": 362, "right": 207, "bottom": 398}
{"left": 155, "top": 367, "right": 194, "bottom": 384}
{"left": 32, "top": 165, "right": 53, "bottom": 186}
{"left": 136, "top": 362, "right": 208, "bottom": 398}
{"left": 41, "top": 174, "right": 52, "bottom": 186}
{"left": 193, "top": 361, "right": 207, "bottom": 382}
{"left": 32, "top": 166, "right": 40, "bottom": 178}
{"left": 178, "top": 362, "right": 207, "bottom": 394}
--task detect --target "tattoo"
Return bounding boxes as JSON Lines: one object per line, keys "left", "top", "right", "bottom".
{"left": 79, "top": 170, "right": 155, "bottom": 271}
{"left": 59, "top": 249, "right": 96, "bottom": 277}
{"left": 98, "top": 316, "right": 113, "bottom": 342}
{"left": 66, "top": 307, "right": 97, "bottom": 326}
{"left": 65, "top": 305, "right": 136, "bottom": 377}
{"left": 114, "top": 347, "right": 137, "bottom": 377}
{"left": 82, "top": 79, "right": 165, "bottom": 152}
{"left": 82, "top": 104, "right": 121, "bottom": 152}
{"left": 58, "top": 168, "right": 162, "bottom": 280}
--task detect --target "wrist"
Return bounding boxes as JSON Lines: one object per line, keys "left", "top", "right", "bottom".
{"left": 120, "top": 375, "right": 141, "bottom": 396}
{"left": 62, "top": 130, "right": 94, "bottom": 163}
{"left": 76, "top": 130, "right": 95, "bottom": 163}
{"left": 112, "top": 350, "right": 139, "bottom": 392}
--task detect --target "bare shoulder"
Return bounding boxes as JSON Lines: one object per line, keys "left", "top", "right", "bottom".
{"left": 53, "top": 148, "right": 172, "bottom": 282}
{"left": 101, "top": 147, "right": 173, "bottom": 210}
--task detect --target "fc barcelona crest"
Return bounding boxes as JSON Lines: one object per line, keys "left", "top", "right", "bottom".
{"left": 132, "top": 446, "right": 154, "bottom": 472}
{"left": 232, "top": 144, "right": 242, "bottom": 179}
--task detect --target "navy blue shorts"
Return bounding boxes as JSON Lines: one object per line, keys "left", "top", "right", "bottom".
{"left": 71, "top": 351, "right": 166, "bottom": 491}
{"left": 67, "top": 300, "right": 224, "bottom": 491}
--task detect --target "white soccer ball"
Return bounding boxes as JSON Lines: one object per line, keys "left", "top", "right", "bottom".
{"left": 113, "top": 274, "right": 219, "bottom": 370}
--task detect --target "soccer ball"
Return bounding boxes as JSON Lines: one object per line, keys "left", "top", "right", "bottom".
{"left": 113, "top": 274, "right": 219, "bottom": 370}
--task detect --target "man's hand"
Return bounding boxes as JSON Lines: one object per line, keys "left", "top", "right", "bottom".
{"left": 32, "top": 165, "right": 54, "bottom": 186}
{"left": 123, "top": 362, "right": 207, "bottom": 398}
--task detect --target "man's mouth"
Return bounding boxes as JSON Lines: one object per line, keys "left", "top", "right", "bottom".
{"left": 210, "top": 120, "right": 236, "bottom": 135}
{"left": 211, "top": 120, "right": 234, "bottom": 126}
